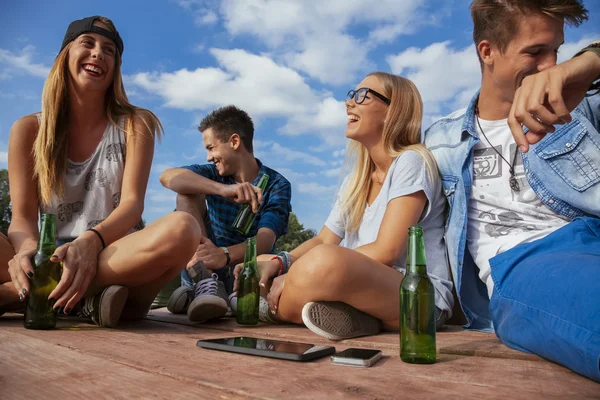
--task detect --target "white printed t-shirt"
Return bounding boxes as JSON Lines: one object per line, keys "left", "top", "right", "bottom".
{"left": 325, "top": 151, "right": 454, "bottom": 315}
{"left": 468, "top": 117, "right": 569, "bottom": 298}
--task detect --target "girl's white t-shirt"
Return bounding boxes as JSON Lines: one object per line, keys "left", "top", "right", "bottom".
{"left": 325, "top": 151, "right": 454, "bottom": 315}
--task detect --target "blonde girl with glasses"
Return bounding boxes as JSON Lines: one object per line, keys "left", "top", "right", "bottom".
{"left": 234, "top": 72, "right": 453, "bottom": 340}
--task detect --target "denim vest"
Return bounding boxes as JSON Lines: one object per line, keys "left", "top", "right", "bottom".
{"left": 424, "top": 91, "right": 600, "bottom": 332}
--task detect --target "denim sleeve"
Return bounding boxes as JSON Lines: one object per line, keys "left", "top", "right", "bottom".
{"left": 577, "top": 95, "right": 600, "bottom": 133}
{"left": 180, "top": 164, "right": 217, "bottom": 180}
{"left": 257, "top": 178, "right": 292, "bottom": 238}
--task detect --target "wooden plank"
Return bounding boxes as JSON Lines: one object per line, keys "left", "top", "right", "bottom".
{"left": 146, "top": 308, "right": 540, "bottom": 361}
{"left": 2, "top": 318, "right": 598, "bottom": 399}
{"left": 0, "top": 329, "right": 255, "bottom": 399}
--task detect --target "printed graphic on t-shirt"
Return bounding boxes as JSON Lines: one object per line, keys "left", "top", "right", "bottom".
{"left": 473, "top": 145, "right": 503, "bottom": 179}
{"left": 106, "top": 143, "right": 124, "bottom": 162}
{"left": 480, "top": 210, "right": 540, "bottom": 238}
{"left": 68, "top": 159, "right": 91, "bottom": 176}
{"left": 112, "top": 192, "right": 121, "bottom": 209}
{"left": 473, "top": 143, "right": 538, "bottom": 204}
{"left": 57, "top": 201, "right": 84, "bottom": 222}
{"left": 85, "top": 168, "right": 109, "bottom": 191}
{"left": 86, "top": 219, "right": 105, "bottom": 229}
{"left": 467, "top": 121, "right": 568, "bottom": 298}
{"left": 471, "top": 142, "right": 561, "bottom": 237}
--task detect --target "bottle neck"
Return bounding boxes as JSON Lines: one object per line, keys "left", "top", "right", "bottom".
{"left": 406, "top": 230, "right": 427, "bottom": 276}
{"left": 243, "top": 237, "right": 257, "bottom": 271}
{"left": 38, "top": 214, "right": 57, "bottom": 254}
{"left": 257, "top": 174, "right": 269, "bottom": 191}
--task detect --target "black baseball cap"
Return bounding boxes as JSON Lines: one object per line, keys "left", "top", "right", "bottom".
{"left": 60, "top": 16, "right": 124, "bottom": 57}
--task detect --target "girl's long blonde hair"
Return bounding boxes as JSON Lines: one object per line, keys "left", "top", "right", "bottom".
{"left": 34, "top": 16, "right": 163, "bottom": 206}
{"left": 339, "top": 72, "right": 439, "bottom": 233}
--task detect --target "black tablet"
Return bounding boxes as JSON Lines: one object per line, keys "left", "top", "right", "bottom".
{"left": 196, "top": 336, "right": 336, "bottom": 362}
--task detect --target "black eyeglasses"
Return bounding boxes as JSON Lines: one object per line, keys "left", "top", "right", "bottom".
{"left": 346, "top": 87, "right": 391, "bottom": 105}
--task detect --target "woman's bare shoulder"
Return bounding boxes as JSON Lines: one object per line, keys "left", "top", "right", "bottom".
{"left": 10, "top": 114, "right": 40, "bottom": 143}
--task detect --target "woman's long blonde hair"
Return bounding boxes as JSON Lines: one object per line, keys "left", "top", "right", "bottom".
{"left": 33, "top": 16, "right": 163, "bottom": 206}
{"left": 339, "top": 72, "right": 439, "bottom": 233}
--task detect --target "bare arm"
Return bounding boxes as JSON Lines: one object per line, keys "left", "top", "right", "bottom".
{"left": 161, "top": 168, "right": 227, "bottom": 196}
{"left": 162, "top": 168, "right": 263, "bottom": 212}
{"left": 6, "top": 115, "right": 42, "bottom": 296}
{"left": 83, "top": 113, "right": 156, "bottom": 248}
{"left": 355, "top": 191, "right": 427, "bottom": 267}
{"left": 223, "top": 227, "right": 277, "bottom": 266}
{"left": 49, "top": 112, "right": 157, "bottom": 311}
{"left": 7, "top": 115, "right": 40, "bottom": 255}
{"left": 286, "top": 226, "right": 342, "bottom": 265}
{"left": 509, "top": 50, "right": 600, "bottom": 152}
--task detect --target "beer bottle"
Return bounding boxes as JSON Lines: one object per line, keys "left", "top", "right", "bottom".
{"left": 232, "top": 173, "right": 269, "bottom": 235}
{"left": 236, "top": 237, "right": 259, "bottom": 325}
{"left": 24, "top": 214, "right": 62, "bottom": 330}
{"left": 400, "top": 226, "right": 436, "bottom": 363}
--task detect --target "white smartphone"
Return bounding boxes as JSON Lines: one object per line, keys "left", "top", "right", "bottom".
{"left": 331, "top": 348, "right": 383, "bottom": 367}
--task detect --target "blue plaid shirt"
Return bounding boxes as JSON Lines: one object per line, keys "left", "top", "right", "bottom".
{"left": 182, "top": 159, "right": 292, "bottom": 247}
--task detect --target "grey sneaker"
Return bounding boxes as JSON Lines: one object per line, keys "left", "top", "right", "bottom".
{"left": 80, "top": 285, "right": 129, "bottom": 328}
{"left": 302, "top": 301, "right": 381, "bottom": 341}
{"left": 167, "top": 286, "right": 194, "bottom": 314}
{"left": 187, "top": 273, "right": 229, "bottom": 323}
{"left": 167, "top": 262, "right": 212, "bottom": 314}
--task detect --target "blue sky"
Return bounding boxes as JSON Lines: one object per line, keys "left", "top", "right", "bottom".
{"left": 1, "top": 0, "right": 599, "bottom": 230}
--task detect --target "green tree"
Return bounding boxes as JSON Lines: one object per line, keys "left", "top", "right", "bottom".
{"left": 275, "top": 212, "right": 316, "bottom": 253}
{"left": 0, "top": 169, "right": 11, "bottom": 235}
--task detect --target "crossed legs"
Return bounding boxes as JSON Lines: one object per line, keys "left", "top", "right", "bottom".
{"left": 277, "top": 244, "right": 403, "bottom": 330}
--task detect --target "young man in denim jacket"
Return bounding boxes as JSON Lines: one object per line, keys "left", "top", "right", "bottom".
{"left": 424, "top": 0, "right": 600, "bottom": 381}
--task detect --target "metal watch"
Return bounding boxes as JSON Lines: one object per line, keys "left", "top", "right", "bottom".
{"left": 220, "top": 246, "right": 231, "bottom": 266}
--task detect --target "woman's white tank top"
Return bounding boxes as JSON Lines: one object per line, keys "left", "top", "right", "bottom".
{"left": 38, "top": 115, "right": 140, "bottom": 241}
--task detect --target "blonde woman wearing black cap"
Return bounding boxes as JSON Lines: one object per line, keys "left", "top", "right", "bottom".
{"left": 0, "top": 16, "right": 201, "bottom": 327}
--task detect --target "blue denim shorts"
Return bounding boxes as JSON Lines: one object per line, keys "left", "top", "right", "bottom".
{"left": 489, "top": 217, "right": 600, "bottom": 382}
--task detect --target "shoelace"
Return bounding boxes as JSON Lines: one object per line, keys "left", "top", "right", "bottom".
{"left": 194, "top": 273, "right": 220, "bottom": 297}
{"left": 78, "top": 295, "right": 97, "bottom": 321}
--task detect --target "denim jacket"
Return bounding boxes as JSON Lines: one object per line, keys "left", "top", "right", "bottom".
{"left": 424, "top": 91, "right": 600, "bottom": 332}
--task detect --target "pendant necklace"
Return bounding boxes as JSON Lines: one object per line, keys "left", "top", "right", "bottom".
{"left": 475, "top": 105, "right": 521, "bottom": 192}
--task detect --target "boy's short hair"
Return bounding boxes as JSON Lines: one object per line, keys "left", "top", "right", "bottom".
{"left": 198, "top": 105, "right": 254, "bottom": 153}
{"left": 471, "top": 0, "right": 588, "bottom": 62}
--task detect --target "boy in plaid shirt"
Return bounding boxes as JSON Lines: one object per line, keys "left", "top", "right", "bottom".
{"left": 160, "top": 105, "right": 291, "bottom": 322}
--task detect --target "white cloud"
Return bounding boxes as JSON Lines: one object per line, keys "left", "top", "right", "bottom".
{"left": 255, "top": 140, "right": 326, "bottom": 167}
{"left": 129, "top": 48, "right": 347, "bottom": 144}
{"left": 298, "top": 182, "right": 337, "bottom": 198}
{"left": 332, "top": 148, "right": 345, "bottom": 158}
{"left": 195, "top": 9, "right": 219, "bottom": 25}
{"left": 0, "top": 152, "right": 7, "bottom": 165}
{"left": 324, "top": 167, "right": 341, "bottom": 178}
{"left": 218, "top": 0, "right": 428, "bottom": 84}
{"left": 388, "top": 41, "right": 480, "bottom": 116}
{"left": 388, "top": 36, "right": 600, "bottom": 123}
{"left": 557, "top": 36, "right": 598, "bottom": 63}
{"left": 0, "top": 45, "right": 50, "bottom": 78}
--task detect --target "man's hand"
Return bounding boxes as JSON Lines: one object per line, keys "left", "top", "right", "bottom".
{"left": 509, "top": 51, "right": 600, "bottom": 153}
{"left": 221, "top": 182, "right": 263, "bottom": 213}
{"left": 186, "top": 236, "right": 227, "bottom": 271}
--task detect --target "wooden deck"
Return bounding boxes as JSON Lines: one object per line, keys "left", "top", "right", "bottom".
{"left": 1, "top": 309, "right": 598, "bottom": 399}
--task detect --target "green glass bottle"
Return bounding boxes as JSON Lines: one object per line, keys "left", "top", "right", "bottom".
{"left": 236, "top": 237, "right": 259, "bottom": 325}
{"left": 24, "top": 214, "right": 62, "bottom": 330}
{"left": 232, "top": 173, "right": 269, "bottom": 235}
{"left": 400, "top": 226, "right": 436, "bottom": 363}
